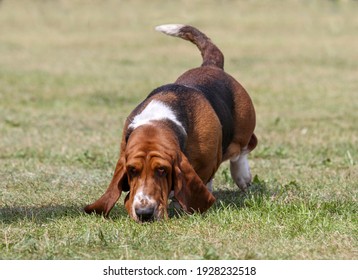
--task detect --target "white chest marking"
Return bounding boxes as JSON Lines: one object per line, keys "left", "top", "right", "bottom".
{"left": 129, "top": 100, "right": 186, "bottom": 133}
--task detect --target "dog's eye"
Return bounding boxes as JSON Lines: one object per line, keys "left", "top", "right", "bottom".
{"left": 127, "top": 166, "right": 138, "bottom": 178}
{"left": 156, "top": 167, "right": 167, "bottom": 177}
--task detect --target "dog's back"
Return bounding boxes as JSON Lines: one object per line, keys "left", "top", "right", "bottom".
{"left": 155, "top": 24, "right": 257, "bottom": 193}
{"left": 155, "top": 24, "right": 256, "bottom": 159}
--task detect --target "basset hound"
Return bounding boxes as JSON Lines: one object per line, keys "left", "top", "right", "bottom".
{"left": 84, "top": 24, "right": 257, "bottom": 222}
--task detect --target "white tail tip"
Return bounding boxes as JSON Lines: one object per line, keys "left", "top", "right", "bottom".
{"left": 155, "top": 24, "right": 185, "bottom": 36}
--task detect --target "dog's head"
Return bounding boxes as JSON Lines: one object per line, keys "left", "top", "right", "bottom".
{"left": 84, "top": 124, "right": 215, "bottom": 222}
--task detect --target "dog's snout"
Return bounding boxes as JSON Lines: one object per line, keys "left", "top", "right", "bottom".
{"left": 133, "top": 191, "right": 157, "bottom": 222}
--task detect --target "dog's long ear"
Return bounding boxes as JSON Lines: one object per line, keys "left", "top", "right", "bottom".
{"left": 84, "top": 157, "right": 128, "bottom": 217}
{"left": 173, "top": 152, "right": 215, "bottom": 214}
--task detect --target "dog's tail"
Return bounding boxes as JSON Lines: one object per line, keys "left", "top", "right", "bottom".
{"left": 155, "top": 24, "right": 224, "bottom": 69}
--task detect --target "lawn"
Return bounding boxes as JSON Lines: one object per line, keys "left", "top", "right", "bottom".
{"left": 0, "top": 0, "right": 357, "bottom": 259}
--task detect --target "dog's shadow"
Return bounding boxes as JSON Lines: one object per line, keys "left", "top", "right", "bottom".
{"left": 212, "top": 176, "right": 271, "bottom": 209}
{"left": 167, "top": 177, "right": 272, "bottom": 219}
{"left": 1, "top": 177, "right": 273, "bottom": 223}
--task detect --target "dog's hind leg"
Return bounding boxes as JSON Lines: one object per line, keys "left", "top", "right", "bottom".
{"left": 230, "top": 150, "right": 252, "bottom": 192}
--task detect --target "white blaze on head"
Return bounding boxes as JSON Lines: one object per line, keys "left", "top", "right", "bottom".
{"left": 129, "top": 100, "right": 185, "bottom": 133}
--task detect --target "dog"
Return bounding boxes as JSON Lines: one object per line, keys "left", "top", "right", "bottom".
{"left": 84, "top": 24, "right": 257, "bottom": 222}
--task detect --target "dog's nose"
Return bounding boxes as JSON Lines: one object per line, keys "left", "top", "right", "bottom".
{"left": 135, "top": 206, "right": 155, "bottom": 222}
{"left": 133, "top": 191, "right": 157, "bottom": 222}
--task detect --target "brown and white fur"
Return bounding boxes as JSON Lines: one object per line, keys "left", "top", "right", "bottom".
{"left": 84, "top": 24, "right": 257, "bottom": 222}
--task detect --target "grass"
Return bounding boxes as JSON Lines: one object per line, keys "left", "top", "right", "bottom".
{"left": 0, "top": 0, "right": 357, "bottom": 259}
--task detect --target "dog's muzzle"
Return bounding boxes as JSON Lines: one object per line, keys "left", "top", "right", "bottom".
{"left": 133, "top": 191, "right": 158, "bottom": 222}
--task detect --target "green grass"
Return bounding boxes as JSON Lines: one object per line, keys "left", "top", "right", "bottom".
{"left": 0, "top": 0, "right": 357, "bottom": 259}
